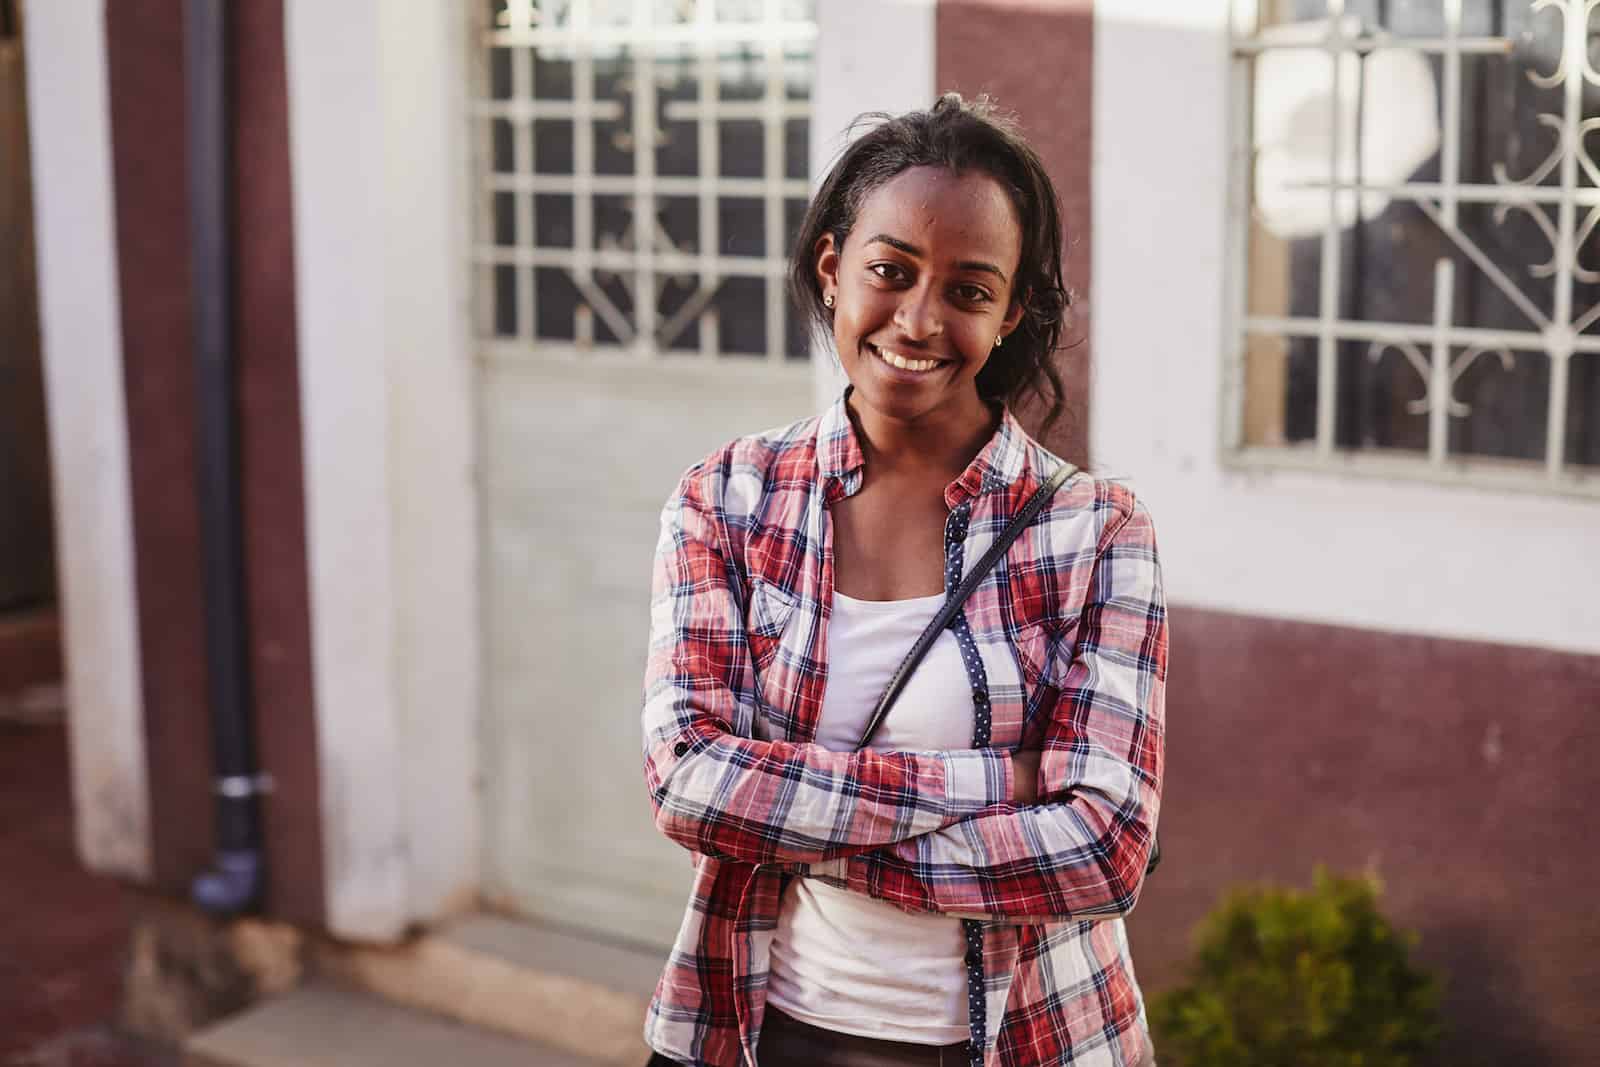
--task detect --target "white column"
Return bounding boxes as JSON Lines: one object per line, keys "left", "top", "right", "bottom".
{"left": 25, "top": 0, "right": 152, "bottom": 881}
{"left": 284, "top": 0, "right": 480, "bottom": 939}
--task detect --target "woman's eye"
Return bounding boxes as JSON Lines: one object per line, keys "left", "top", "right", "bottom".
{"left": 869, "top": 263, "right": 907, "bottom": 283}
{"left": 956, "top": 284, "right": 993, "bottom": 304}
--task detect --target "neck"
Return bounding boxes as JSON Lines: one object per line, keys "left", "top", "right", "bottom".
{"left": 845, "top": 389, "right": 999, "bottom": 481}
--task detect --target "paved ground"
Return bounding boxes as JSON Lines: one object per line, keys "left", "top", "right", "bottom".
{"left": 0, "top": 712, "right": 176, "bottom": 1067}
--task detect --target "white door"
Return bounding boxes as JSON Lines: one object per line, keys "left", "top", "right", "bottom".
{"left": 473, "top": 0, "right": 818, "bottom": 948}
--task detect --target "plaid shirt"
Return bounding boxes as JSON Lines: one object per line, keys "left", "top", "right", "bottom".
{"left": 642, "top": 393, "right": 1167, "bottom": 1067}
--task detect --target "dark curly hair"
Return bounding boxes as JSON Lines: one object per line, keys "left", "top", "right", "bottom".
{"left": 789, "top": 93, "right": 1071, "bottom": 430}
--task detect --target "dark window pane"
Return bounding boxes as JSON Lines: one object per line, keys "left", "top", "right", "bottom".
{"left": 785, "top": 119, "right": 808, "bottom": 180}
{"left": 534, "top": 120, "right": 574, "bottom": 174}
{"left": 493, "top": 192, "right": 516, "bottom": 246}
{"left": 1448, "top": 348, "right": 1548, "bottom": 462}
{"left": 658, "top": 196, "right": 699, "bottom": 254}
{"left": 716, "top": 277, "right": 766, "bottom": 355}
{"left": 492, "top": 119, "right": 514, "bottom": 173}
{"left": 534, "top": 194, "right": 574, "bottom": 248}
{"left": 658, "top": 120, "right": 699, "bottom": 176}
{"left": 594, "top": 194, "right": 633, "bottom": 252}
{"left": 494, "top": 265, "right": 518, "bottom": 336}
{"left": 1565, "top": 354, "right": 1600, "bottom": 468}
{"left": 489, "top": 47, "right": 512, "bottom": 99}
{"left": 535, "top": 267, "right": 578, "bottom": 341}
{"left": 719, "top": 120, "right": 764, "bottom": 178}
{"left": 533, "top": 53, "right": 573, "bottom": 98}
{"left": 659, "top": 277, "right": 709, "bottom": 353}
{"left": 595, "top": 117, "right": 635, "bottom": 175}
{"left": 589, "top": 272, "right": 635, "bottom": 345}
{"left": 718, "top": 198, "right": 764, "bottom": 256}
{"left": 1283, "top": 336, "right": 1320, "bottom": 444}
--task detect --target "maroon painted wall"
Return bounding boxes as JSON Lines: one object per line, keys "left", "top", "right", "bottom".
{"left": 103, "top": 0, "right": 322, "bottom": 923}
{"left": 105, "top": 0, "right": 215, "bottom": 891}
{"left": 232, "top": 0, "right": 323, "bottom": 926}
{"left": 1134, "top": 607, "right": 1600, "bottom": 1065}
{"left": 937, "top": 0, "right": 1093, "bottom": 467}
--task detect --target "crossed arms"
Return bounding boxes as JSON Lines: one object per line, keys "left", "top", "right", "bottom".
{"left": 641, "top": 470, "right": 1166, "bottom": 925}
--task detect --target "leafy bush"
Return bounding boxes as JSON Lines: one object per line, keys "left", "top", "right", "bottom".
{"left": 1149, "top": 869, "right": 1442, "bottom": 1067}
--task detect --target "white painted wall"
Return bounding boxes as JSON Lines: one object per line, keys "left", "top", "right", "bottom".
{"left": 479, "top": 359, "right": 814, "bottom": 947}
{"left": 1092, "top": 0, "right": 1600, "bottom": 657}
{"left": 284, "top": 0, "right": 480, "bottom": 939}
{"left": 809, "top": 0, "right": 937, "bottom": 408}
{"left": 24, "top": 0, "right": 152, "bottom": 880}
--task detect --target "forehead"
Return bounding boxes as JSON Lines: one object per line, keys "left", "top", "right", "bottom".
{"left": 848, "top": 166, "right": 1022, "bottom": 268}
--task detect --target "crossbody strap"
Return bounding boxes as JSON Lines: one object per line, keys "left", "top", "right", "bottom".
{"left": 853, "top": 462, "right": 1077, "bottom": 752}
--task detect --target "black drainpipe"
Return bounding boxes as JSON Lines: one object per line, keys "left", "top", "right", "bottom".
{"left": 185, "top": 0, "right": 267, "bottom": 915}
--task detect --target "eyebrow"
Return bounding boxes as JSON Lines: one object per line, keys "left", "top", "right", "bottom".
{"left": 864, "top": 233, "right": 1009, "bottom": 285}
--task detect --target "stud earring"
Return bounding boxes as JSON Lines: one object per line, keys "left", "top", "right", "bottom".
{"left": 824, "top": 294, "right": 835, "bottom": 308}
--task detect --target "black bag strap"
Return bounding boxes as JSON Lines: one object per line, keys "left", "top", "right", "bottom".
{"left": 854, "top": 461, "right": 1076, "bottom": 752}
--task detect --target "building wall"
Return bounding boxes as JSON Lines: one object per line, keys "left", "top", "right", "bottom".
{"left": 98, "top": 0, "right": 326, "bottom": 921}
{"left": 25, "top": 0, "right": 150, "bottom": 882}
{"left": 283, "top": 0, "right": 480, "bottom": 938}
{"left": 1092, "top": 3, "right": 1600, "bottom": 1061}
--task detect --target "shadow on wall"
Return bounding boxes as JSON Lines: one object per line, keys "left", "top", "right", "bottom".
{"left": 1426, "top": 919, "right": 1561, "bottom": 1067}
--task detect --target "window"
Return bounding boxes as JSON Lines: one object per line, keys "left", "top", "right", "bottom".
{"left": 1230, "top": 0, "right": 1599, "bottom": 492}
{"left": 475, "top": 0, "right": 816, "bottom": 362}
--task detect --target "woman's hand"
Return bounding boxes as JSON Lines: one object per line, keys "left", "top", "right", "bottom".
{"left": 1010, "top": 750, "right": 1042, "bottom": 805}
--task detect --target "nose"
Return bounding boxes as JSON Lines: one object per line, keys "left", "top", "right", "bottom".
{"left": 892, "top": 282, "right": 943, "bottom": 341}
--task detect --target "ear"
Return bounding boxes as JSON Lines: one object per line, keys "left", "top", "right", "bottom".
{"left": 814, "top": 232, "right": 840, "bottom": 304}
{"left": 999, "top": 291, "right": 1027, "bottom": 341}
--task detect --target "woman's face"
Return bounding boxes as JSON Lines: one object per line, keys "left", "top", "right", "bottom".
{"left": 816, "top": 165, "right": 1025, "bottom": 433}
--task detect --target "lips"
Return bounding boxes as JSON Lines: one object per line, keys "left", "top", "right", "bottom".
{"left": 867, "top": 342, "right": 951, "bottom": 375}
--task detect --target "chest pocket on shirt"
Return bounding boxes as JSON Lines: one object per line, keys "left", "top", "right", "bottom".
{"left": 1013, "top": 614, "right": 1079, "bottom": 691}
{"left": 746, "top": 576, "right": 798, "bottom": 677}
{"left": 1014, "top": 618, "right": 1056, "bottom": 690}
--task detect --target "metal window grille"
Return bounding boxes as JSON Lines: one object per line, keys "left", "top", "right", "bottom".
{"left": 473, "top": 0, "right": 816, "bottom": 363}
{"left": 1227, "top": 0, "right": 1600, "bottom": 494}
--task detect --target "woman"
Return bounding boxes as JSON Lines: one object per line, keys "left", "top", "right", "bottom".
{"left": 641, "top": 94, "right": 1166, "bottom": 1067}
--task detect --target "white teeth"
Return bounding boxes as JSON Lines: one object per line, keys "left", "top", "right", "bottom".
{"left": 877, "top": 348, "right": 940, "bottom": 373}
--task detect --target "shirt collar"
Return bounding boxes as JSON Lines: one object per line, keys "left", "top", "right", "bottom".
{"left": 816, "top": 387, "right": 1033, "bottom": 508}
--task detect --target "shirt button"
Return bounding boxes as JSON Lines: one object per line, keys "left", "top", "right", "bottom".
{"left": 673, "top": 740, "right": 690, "bottom": 757}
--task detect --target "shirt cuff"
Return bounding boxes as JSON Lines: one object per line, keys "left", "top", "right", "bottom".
{"left": 940, "top": 748, "right": 1011, "bottom": 816}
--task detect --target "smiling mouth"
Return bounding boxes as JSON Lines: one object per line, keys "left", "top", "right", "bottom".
{"left": 868, "top": 343, "right": 949, "bottom": 374}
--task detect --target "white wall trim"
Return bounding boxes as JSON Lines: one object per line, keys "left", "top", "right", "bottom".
{"left": 1092, "top": 0, "right": 1600, "bottom": 657}
{"left": 24, "top": 1, "right": 152, "bottom": 880}
{"left": 285, "top": 0, "right": 481, "bottom": 940}
{"left": 284, "top": 0, "right": 407, "bottom": 940}
{"left": 380, "top": 0, "right": 481, "bottom": 923}
{"left": 810, "top": 0, "right": 937, "bottom": 408}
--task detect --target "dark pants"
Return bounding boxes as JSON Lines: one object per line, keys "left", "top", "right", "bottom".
{"left": 646, "top": 1007, "right": 968, "bottom": 1066}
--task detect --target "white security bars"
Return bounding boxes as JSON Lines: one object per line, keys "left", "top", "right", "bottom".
{"left": 1229, "top": 0, "right": 1599, "bottom": 494}
{"left": 474, "top": 0, "right": 816, "bottom": 362}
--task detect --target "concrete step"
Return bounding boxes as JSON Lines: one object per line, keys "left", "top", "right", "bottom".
{"left": 186, "top": 982, "right": 601, "bottom": 1067}
{"left": 314, "top": 914, "right": 663, "bottom": 1067}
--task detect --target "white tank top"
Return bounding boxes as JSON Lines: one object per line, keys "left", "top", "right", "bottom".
{"left": 765, "top": 588, "right": 974, "bottom": 1045}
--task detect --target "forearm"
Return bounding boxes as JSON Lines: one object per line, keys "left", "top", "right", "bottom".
{"left": 645, "top": 676, "right": 1013, "bottom": 866}
{"left": 816, "top": 776, "right": 1158, "bottom": 922}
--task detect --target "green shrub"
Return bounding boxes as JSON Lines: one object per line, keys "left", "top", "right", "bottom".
{"left": 1149, "top": 869, "right": 1442, "bottom": 1067}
